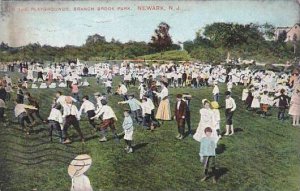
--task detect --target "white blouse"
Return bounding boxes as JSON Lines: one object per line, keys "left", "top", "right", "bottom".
{"left": 157, "top": 87, "right": 168, "bottom": 99}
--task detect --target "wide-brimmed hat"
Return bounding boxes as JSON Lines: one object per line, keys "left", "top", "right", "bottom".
{"left": 68, "top": 154, "right": 92, "bottom": 178}
{"left": 202, "top": 99, "right": 210, "bottom": 105}
{"left": 211, "top": 101, "right": 219, "bottom": 109}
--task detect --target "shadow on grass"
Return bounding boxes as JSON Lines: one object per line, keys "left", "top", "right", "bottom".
{"left": 133, "top": 142, "right": 148, "bottom": 151}
{"left": 216, "top": 143, "right": 226, "bottom": 155}
{"left": 215, "top": 167, "right": 229, "bottom": 181}
{"left": 234, "top": 128, "right": 243, "bottom": 133}
{"left": 84, "top": 135, "right": 99, "bottom": 142}
{"left": 2, "top": 157, "right": 73, "bottom": 166}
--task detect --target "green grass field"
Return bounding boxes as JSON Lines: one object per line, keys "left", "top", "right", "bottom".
{"left": 0, "top": 72, "right": 300, "bottom": 191}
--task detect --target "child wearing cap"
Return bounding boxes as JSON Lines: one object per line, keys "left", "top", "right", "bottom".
{"left": 199, "top": 127, "right": 217, "bottom": 183}
{"left": 122, "top": 110, "right": 134, "bottom": 153}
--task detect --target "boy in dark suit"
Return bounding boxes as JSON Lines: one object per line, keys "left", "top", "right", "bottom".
{"left": 174, "top": 94, "right": 187, "bottom": 140}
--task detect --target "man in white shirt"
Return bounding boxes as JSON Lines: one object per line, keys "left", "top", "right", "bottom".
{"left": 62, "top": 96, "right": 84, "bottom": 144}
{"left": 79, "top": 96, "right": 96, "bottom": 129}
{"left": 224, "top": 91, "right": 236, "bottom": 136}
{"left": 48, "top": 104, "right": 63, "bottom": 142}
{"left": 91, "top": 99, "right": 119, "bottom": 142}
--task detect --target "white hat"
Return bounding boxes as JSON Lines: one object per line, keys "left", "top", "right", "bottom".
{"left": 68, "top": 154, "right": 92, "bottom": 178}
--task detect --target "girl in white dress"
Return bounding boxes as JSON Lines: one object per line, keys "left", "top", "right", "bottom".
{"left": 193, "top": 99, "right": 218, "bottom": 142}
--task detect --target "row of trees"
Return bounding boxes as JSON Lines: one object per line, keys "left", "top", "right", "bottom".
{"left": 183, "top": 22, "right": 300, "bottom": 64}
{"left": 0, "top": 22, "right": 179, "bottom": 62}
{"left": 1, "top": 22, "right": 299, "bottom": 63}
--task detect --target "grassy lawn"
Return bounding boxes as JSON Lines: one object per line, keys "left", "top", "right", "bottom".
{"left": 0, "top": 71, "right": 300, "bottom": 191}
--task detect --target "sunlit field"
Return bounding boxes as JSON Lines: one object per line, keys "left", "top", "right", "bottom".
{"left": 0, "top": 71, "right": 299, "bottom": 191}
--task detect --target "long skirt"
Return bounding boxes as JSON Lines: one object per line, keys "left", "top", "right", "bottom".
{"left": 289, "top": 102, "right": 300, "bottom": 116}
{"left": 155, "top": 99, "right": 171, "bottom": 120}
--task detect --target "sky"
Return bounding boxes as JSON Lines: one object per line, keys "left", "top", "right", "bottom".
{"left": 0, "top": 0, "right": 299, "bottom": 47}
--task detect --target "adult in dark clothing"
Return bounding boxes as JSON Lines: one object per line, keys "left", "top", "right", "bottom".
{"left": 0, "top": 85, "right": 7, "bottom": 102}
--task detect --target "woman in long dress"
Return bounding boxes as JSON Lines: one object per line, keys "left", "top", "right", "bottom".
{"left": 193, "top": 99, "right": 218, "bottom": 142}
{"left": 154, "top": 81, "right": 171, "bottom": 121}
{"left": 289, "top": 87, "right": 300, "bottom": 126}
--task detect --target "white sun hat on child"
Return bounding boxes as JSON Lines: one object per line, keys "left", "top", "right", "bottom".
{"left": 68, "top": 154, "right": 92, "bottom": 178}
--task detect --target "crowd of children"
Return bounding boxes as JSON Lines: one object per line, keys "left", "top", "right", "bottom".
{"left": 0, "top": 60, "right": 299, "bottom": 184}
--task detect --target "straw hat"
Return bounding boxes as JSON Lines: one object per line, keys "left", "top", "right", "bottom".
{"left": 68, "top": 154, "right": 92, "bottom": 178}
{"left": 211, "top": 101, "right": 219, "bottom": 109}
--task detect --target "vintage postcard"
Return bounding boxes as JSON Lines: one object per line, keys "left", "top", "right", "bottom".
{"left": 0, "top": 0, "right": 300, "bottom": 191}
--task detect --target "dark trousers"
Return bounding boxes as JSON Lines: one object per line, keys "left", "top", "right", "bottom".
{"left": 73, "top": 93, "right": 79, "bottom": 101}
{"left": 177, "top": 118, "right": 185, "bottom": 135}
{"left": 17, "top": 94, "right": 24, "bottom": 104}
{"left": 185, "top": 112, "right": 191, "bottom": 134}
{"left": 178, "top": 78, "right": 182, "bottom": 87}
{"left": 202, "top": 156, "right": 216, "bottom": 177}
{"left": 0, "top": 107, "right": 4, "bottom": 122}
{"left": 48, "top": 120, "right": 62, "bottom": 141}
{"left": 63, "top": 115, "right": 84, "bottom": 141}
{"left": 192, "top": 78, "right": 197, "bottom": 87}
{"left": 151, "top": 110, "right": 160, "bottom": 126}
{"left": 131, "top": 109, "right": 143, "bottom": 123}
{"left": 225, "top": 109, "right": 234, "bottom": 125}
{"left": 107, "top": 87, "right": 112, "bottom": 94}
{"left": 123, "top": 94, "right": 128, "bottom": 101}
{"left": 28, "top": 110, "right": 44, "bottom": 122}
{"left": 87, "top": 110, "right": 96, "bottom": 128}
{"left": 278, "top": 107, "right": 286, "bottom": 120}
{"left": 213, "top": 94, "right": 219, "bottom": 102}
{"left": 143, "top": 114, "right": 152, "bottom": 128}
{"left": 18, "top": 112, "right": 31, "bottom": 129}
